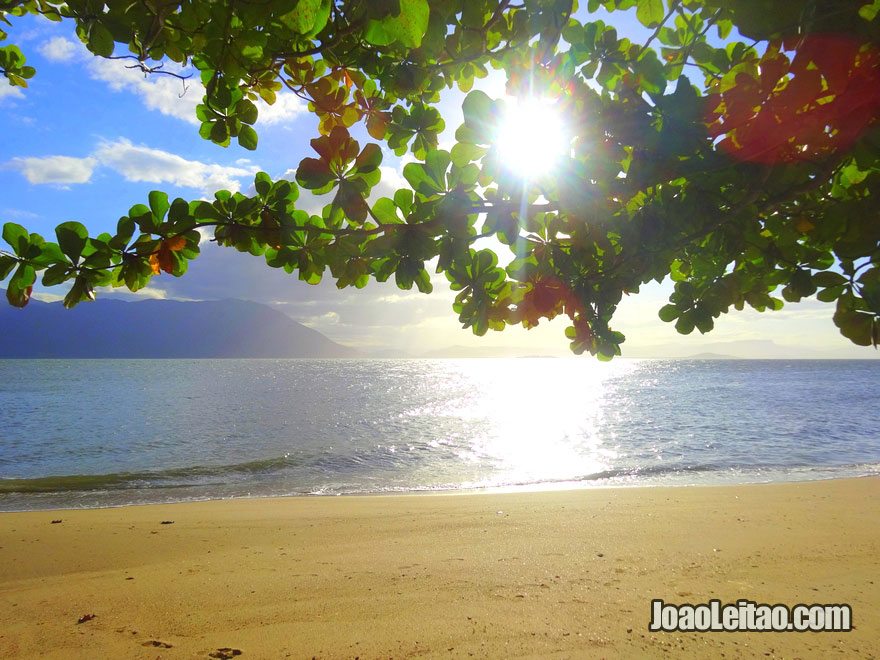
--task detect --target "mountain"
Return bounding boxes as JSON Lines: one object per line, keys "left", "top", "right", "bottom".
{"left": 624, "top": 339, "right": 878, "bottom": 359}
{"left": 0, "top": 297, "right": 357, "bottom": 358}
{"left": 420, "top": 345, "right": 566, "bottom": 358}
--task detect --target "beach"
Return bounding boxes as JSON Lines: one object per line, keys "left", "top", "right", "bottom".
{"left": 1, "top": 477, "right": 877, "bottom": 659}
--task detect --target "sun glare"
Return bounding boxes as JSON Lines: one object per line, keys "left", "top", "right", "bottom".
{"left": 495, "top": 98, "right": 568, "bottom": 179}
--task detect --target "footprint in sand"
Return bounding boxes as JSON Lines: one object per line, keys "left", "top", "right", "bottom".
{"left": 209, "top": 649, "right": 242, "bottom": 659}
{"left": 142, "top": 640, "right": 173, "bottom": 648}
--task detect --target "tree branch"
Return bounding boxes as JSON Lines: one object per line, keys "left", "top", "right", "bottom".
{"left": 638, "top": 0, "right": 682, "bottom": 59}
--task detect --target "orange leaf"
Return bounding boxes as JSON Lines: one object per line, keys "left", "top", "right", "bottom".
{"left": 165, "top": 235, "right": 186, "bottom": 252}
{"left": 157, "top": 247, "right": 175, "bottom": 274}
{"left": 795, "top": 216, "right": 815, "bottom": 233}
{"left": 149, "top": 237, "right": 185, "bottom": 275}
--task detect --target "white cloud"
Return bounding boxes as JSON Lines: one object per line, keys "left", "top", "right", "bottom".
{"left": 13, "top": 155, "right": 97, "bottom": 185}
{"left": 35, "top": 281, "right": 173, "bottom": 305}
{"left": 373, "top": 165, "right": 408, "bottom": 201}
{"left": 38, "top": 36, "right": 79, "bottom": 62}
{"left": 88, "top": 57, "right": 201, "bottom": 124}
{"left": 87, "top": 57, "right": 304, "bottom": 126}
{"left": 301, "top": 311, "right": 340, "bottom": 328}
{"left": 374, "top": 294, "right": 409, "bottom": 304}
{"left": 10, "top": 139, "right": 259, "bottom": 193}
{"left": 256, "top": 92, "right": 306, "bottom": 125}
{"left": 0, "top": 84, "right": 24, "bottom": 101}
{"left": 111, "top": 286, "right": 169, "bottom": 300}
{"left": 93, "top": 138, "right": 259, "bottom": 194}
{"left": 31, "top": 292, "right": 64, "bottom": 303}
{"left": 102, "top": 286, "right": 206, "bottom": 302}
{"left": 2, "top": 208, "right": 41, "bottom": 220}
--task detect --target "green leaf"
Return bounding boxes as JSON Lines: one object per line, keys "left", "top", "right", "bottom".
{"left": 394, "top": 188, "right": 413, "bottom": 214}
{"left": 129, "top": 203, "right": 159, "bottom": 234}
{"left": 0, "top": 254, "right": 16, "bottom": 281}
{"left": 63, "top": 275, "right": 95, "bottom": 309}
{"left": 675, "top": 313, "right": 695, "bottom": 334}
{"left": 715, "top": 18, "right": 733, "bottom": 38}
{"left": 364, "top": 0, "right": 430, "bottom": 47}
{"left": 87, "top": 21, "right": 115, "bottom": 57}
{"left": 55, "top": 221, "right": 89, "bottom": 263}
{"left": 235, "top": 99, "right": 259, "bottom": 125}
{"left": 813, "top": 271, "right": 847, "bottom": 287}
{"left": 30, "top": 241, "right": 66, "bottom": 267}
{"left": 789, "top": 269, "right": 817, "bottom": 297}
{"left": 3, "top": 222, "right": 28, "bottom": 256}
{"left": 296, "top": 158, "right": 335, "bottom": 190}
{"left": 835, "top": 309, "right": 874, "bottom": 346}
{"left": 403, "top": 162, "right": 444, "bottom": 195}
{"left": 109, "top": 216, "right": 136, "bottom": 250}
{"left": 211, "top": 83, "right": 233, "bottom": 110}
{"left": 254, "top": 171, "right": 272, "bottom": 198}
{"left": 354, "top": 143, "right": 382, "bottom": 173}
{"left": 817, "top": 284, "right": 845, "bottom": 303}
{"left": 636, "top": 0, "right": 663, "bottom": 28}
{"left": 238, "top": 124, "right": 258, "bottom": 150}
{"left": 658, "top": 304, "right": 679, "bottom": 322}
{"left": 42, "top": 263, "right": 71, "bottom": 286}
{"left": 461, "top": 90, "right": 494, "bottom": 129}
{"left": 372, "top": 197, "right": 403, "bottom": 224}
{"left": 282, "top": 0, "right": 327, "bottom": 35}
{"left": 148, "top": 191, "right": 170, "bottom": 222}
{"left": 209, "top": 120, "right": 230, "bottom": 145}
{"left": 414, "top": 267, "right": 432, "bottom": 293}
{"left": 859, "top": 0, "right": 880, "bottom": 21}
{"left": 450, "top": 142, "right": 487, "bottom": 167}
{"left": 424, "top": 149, "right": 450, "bottom": 185}
{"left": 6, "top": 263, "right": 35, "bottom": 307}
{"left": 167, "top": 198, "right": 191, "bottom": 227}
{"left": 191, "top": 200, "right": 224, "bottom": 223}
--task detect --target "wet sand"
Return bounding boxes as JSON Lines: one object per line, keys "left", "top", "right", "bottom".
{"left": 1, "top": 477, "right": 878, "bottom": 659}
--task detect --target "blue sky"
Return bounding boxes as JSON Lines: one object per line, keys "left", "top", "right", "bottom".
{"left": 1, "top": 12, "right": 876, "bottom": 358}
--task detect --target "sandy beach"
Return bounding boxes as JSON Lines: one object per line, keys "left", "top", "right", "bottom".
{"left": 1, "top": 477, "right": 877, "bottom": 659}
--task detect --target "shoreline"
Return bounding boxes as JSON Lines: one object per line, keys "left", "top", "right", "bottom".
{"left": 4, "top": 469, "right": 879, "bottom": 514}
{"left": 2, "top": 477, "right": 878, "bottom": 658}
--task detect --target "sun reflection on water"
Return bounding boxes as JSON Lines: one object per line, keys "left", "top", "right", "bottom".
{"left": 429, "top": 358, "right": 641, "bottom": 487}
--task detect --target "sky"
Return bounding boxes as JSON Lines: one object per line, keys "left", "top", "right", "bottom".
{"left": 1, "top": 11, "right": 876, "bottom": 359}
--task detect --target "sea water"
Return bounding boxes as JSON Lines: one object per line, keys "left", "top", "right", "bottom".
{"left": 0, "top": 358, "right": 878, "bottom": 510}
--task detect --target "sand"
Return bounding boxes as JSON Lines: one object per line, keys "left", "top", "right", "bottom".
{"left": 0, "top": 477, "right": 878, "bottom": 659}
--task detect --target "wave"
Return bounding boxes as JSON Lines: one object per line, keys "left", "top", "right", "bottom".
{"left": 567, "top": 461, "right": 880, "bottom": 486}
{"left": 0, "top": 444, "right": 454, "bottom": 494}
{"left": 2, "top": 457, "right": 879, "bottom": 497}
{"left": 0, "top": 455, "right": 298, "bottom": 493}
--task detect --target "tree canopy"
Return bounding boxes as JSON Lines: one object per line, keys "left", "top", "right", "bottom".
{"left": 2, "top": 0, "right": 879, "bottom": 358}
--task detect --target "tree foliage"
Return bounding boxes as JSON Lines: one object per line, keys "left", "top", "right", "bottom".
{"left": 2, "top": 0, "right": 880, "bottom": 357}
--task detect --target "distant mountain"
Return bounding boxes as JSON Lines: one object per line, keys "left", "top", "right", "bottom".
{"left": 420, "top": 345, "right": 566, "bottom": 358}
{"left": 624, "top": 339, "right": 878, "bottom": 359}
{"left": 361, "top": 347, "right": 415, "bottom": 359}
{"left": 0, "top": 296, "right": 358, "bottom": 358}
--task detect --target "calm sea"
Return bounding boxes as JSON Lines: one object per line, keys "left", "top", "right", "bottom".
{"left": 0, "top": 359, "right": 878, "bottom": 511}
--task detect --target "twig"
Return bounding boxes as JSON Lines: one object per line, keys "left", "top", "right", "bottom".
{"left": 638, "top": 0, "right": 682, "bottom": 59}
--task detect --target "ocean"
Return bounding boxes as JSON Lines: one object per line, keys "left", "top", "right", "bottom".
{"left": 1, "top": 358, "right": 878, "bottom": 511}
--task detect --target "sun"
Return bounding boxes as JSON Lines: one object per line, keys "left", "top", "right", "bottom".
{"left": 495, "top": 98, "right": 568, "bottom": 180}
